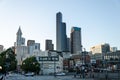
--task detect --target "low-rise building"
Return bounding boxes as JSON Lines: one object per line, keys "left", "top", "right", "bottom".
{"left": 34, "top": 51, "right": 63, "bottom": 75}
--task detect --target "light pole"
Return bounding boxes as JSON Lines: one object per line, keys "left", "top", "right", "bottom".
{"left": 81, "top": 51, "right": 84, "bottom": 78}
{"left": 41, "top": 58, "right": 43, "bottom": 75}
{"left": 22, "top": 62, "right": 25, "bottom": 74}
{"left": 54, "top": 56, "right": 56, "bottom": 77}
{"left": 5, "top": 53, "right": 9, "bottom": 76}
{"left": 105, "top": 53, "right": 108, "bottom": 80}
{"left": 0, "top": 66, "right": 3, "bottom": 80}
{"left": 82, "top": 48, "right": 86, "bottom": 78}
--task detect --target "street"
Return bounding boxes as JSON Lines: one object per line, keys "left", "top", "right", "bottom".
{"left": 3, "top": 74, "right": 94, "bottom": 80}
{"left": 1, "top": 72, "right": 119, "bottom": 80}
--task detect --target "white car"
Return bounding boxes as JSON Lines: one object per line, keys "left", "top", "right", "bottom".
{"left": 24, "top": 72, "right": 34, "bottom": 77}
{"left": 55, "top": 72, "right": 66, "bottom": 76}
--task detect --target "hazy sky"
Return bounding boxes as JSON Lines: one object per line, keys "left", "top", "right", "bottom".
{"left": 0, "top": 0, "right": 120, "bottom": 51}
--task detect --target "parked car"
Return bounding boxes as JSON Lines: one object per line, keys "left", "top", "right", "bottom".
{"left": 55, "top": 72, "right": 66, "bottom": 76}
{"left": 24, "top": 72, "right": 34, "bottom": 77}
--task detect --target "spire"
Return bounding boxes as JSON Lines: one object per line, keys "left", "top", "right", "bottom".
{"left": 17, "top": 26, "right": 22, "bottom": 35}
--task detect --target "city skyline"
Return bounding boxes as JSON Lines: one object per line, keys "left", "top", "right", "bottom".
{"left": 0, "top": 0, "right": 120, "bottom": 51}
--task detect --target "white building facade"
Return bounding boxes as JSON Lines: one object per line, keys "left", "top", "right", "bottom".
{"left": 15, "top": 46, "right": 28, "bottom": 65}
{"left": 27, "top": 40, "right": 40, "bottom": 55}
{"left": 34, "top": 51, "right": 63, "bottom": 75}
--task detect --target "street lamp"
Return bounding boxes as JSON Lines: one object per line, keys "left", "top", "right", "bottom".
{"left": 105, "top": 53, "right": 108, "bottom": 80}
{"left": 0, "top": 66, "right": 2, "bottom": 72}
{"left": 81, "top": 48, "right": 86, "bottom": 78}
{"left": 54, "top": 56, "right": 56, "bottom": 77}
{"left": 5, "top": 53, "right": 9, "bottom": 76}
{"left": 41, "top": 57, "right": 43, "bottom": 75}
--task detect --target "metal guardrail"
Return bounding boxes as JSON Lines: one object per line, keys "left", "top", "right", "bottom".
{"left": 73, "top": 71, "right": 120, "bottom": 80}
{"left": 93, "top": 72, "right": 120, "bottom": 80}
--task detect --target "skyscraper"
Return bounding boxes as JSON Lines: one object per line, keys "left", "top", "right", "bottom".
{"left": 27, "top": 40, "right": 35, "bottom": 54}
{"left": 56, "top": 12, "right": 67, "bottom": 51}
{"left": 27, "top": 40, "right": 40, "bottom": 54}
{"left": 56, "top": 12, "right": 62, "bottom": 51}
{"left": 66, "top": 38, "right": 71, "bottom": 52}
{"left": 71, "top": 27, "right": 82, "bottom": 54}
{"left": 27, "top": 40, "right": 35, "bottom": 46}
{"left": 45, "top": 39, "right": 54, "bottom": 50}
{"left": 34, "top": 43, "right": 40, "bottom": 50}
{"left": 62, "top": 22, "right": 67, "bottom": 51}
{"left": 15, "top": 27, "right": 28, "bottom": 65}
{"left": 16, "top": 27, "right": 25, "bottom": 46}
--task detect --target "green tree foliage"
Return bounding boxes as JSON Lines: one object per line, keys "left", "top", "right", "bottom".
{"left": 0, "top": 48, "right": 17, "bottom": 73}
{"left": 21, "top": 56, "right": 40, "bottom": 74}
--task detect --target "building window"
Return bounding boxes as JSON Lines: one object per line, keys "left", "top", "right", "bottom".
{"left": 55, "top": 57, "right": 58, "bottom": 61}
{"left": 48, "top": 57, "right": 51, "bottom": 61}
{"left": 39, "top": 57, "right": 43, "bottom": 61}
{"left": 43, "top": 57, "right": 47, "bottom": 61}
{"left": 35, "top": 46, "right": 37, "bottom": 49}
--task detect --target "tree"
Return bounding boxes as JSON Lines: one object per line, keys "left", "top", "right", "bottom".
{"left": 21, "top": 56, "right": 40, "bottom": 74}
{"left": 0, "top": 48, "right": 17, "bottom": 73}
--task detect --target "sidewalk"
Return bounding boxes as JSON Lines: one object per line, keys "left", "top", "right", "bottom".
{"left": 79, "top": 79, "right": 94, "bottom": 80}
{"left": 79, "top": 78, "right": 94, "bottom": 80}
{"left": 75, "top": 78, "right": 94, "bottom": 80}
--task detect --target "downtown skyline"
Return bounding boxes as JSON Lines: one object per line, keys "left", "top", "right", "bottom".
{"left": 0, "top": 0, "right": 120, "bottom": 51}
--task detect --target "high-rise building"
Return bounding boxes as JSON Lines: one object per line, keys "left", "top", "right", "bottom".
{"left": 27, "top": 40, "right": 35, "bottom": 54}
{"left": 45, "top": 39, "right": 54, "bottom": 50}
{"left": 34, "top": 43, "right": 40, "bottom": 50}
{"left": 56, "top": 12, "right": 67, "bottom": 51}
{"left": 27, "top": 40, "right": 35, "bottom": 46}
{"left": 66, "top": 38, "right": 71, "bottom": 52}
{"left": 56, "top": 12, "right": 62, "bottom": 51}
{"left": 16, "top": 27, "right": 25, "bottom": 46}
{"left": 90, "top": 43, "right": 110, "bottom": 54}
{"left": 62, "top": 22, "right": 67, "bottom": 51}
{"left": 71, "top": 27, "right": 82, "bottom": 54}
{"left": 15, "top": 27, "right": 28, "bottom": 65}
{"left": 27, "top": 40, "right": 40, "bottom": 54}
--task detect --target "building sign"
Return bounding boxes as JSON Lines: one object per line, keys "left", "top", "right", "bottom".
{"left": 38, "top": 56, "right": 59, "bottom": 61}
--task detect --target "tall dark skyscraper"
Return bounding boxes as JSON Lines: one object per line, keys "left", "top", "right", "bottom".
{"left": 56, "top": 12, "right": 67, "bottom": 51}
{"left": 71, "top": 27, "right": 82, "bottom": 54}
{"left": 67, "top": 38, "right": 71, "bottom": 52}
{"left": 62, "top": 22, "right": 67, "bottom": 51}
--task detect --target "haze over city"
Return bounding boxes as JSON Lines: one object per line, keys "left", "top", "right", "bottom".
{"left": 0, "top": 0, "right": 120, "bottom": 51}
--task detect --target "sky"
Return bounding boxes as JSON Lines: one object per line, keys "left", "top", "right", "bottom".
{"left": 0, "top": 0, "right": 120, "bottom": 51}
